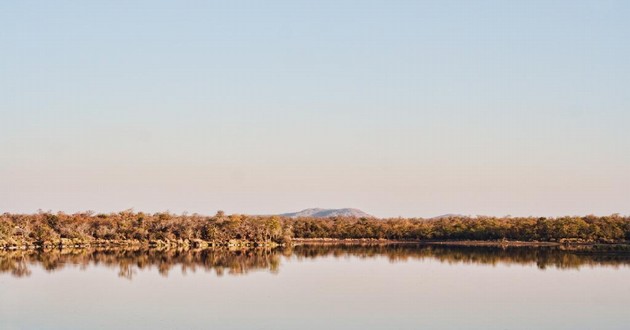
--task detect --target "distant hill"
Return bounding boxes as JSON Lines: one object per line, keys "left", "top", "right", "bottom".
{"left": 281, "top": 208, "right": 373, "bottom": 219}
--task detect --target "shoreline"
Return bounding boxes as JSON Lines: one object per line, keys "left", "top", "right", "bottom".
{"left": 0, "top": 239, "right": 282, "bottom": 251}
{"left": 291, "top": 238, "right": 630, "bottom": 247}
{"left": 3, "top": 238, "right": 630, "bottom": 251}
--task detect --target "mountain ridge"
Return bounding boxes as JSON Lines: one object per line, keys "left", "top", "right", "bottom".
{"left": 281, "top": 208, "right": 373, "bottom": 219}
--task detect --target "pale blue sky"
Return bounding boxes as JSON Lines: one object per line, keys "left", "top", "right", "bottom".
{"left": 1, "top": 1, "right": 629, "bottom": 217}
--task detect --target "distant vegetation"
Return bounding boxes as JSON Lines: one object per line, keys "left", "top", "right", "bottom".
{"left": 1, "top": 211, "right": 629, "bottom": 249}
{"left": 289, "top": 214, "right": 630, "bottom": 243}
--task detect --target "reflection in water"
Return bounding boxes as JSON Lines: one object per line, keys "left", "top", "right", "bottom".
{"left": 1, "top": 244, "right": 630, "bottom": 279}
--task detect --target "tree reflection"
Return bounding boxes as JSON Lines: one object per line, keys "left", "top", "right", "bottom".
{"left": 1, "top": 244, "right": 629, "bottom": 279}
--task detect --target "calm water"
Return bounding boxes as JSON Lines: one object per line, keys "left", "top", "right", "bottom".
{"left": 1, "top": 244, "right": 630, "bottom": 330}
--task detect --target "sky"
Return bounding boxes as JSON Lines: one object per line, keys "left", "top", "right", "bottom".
{"left": 1, "top": 0, "right": 629, "bottom": 218}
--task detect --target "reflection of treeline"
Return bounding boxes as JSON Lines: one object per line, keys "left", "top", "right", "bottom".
{"left": 2, "top": 244, "right": 630, "bottom": 278}
{"left": 290, "top": 244, "right": 630, "bottom": 270}
{"left": 1, "top": 211, "right": 629, "bottom": 249}
{"left": 0, "top": 248, "right": 282, "bottom": 279}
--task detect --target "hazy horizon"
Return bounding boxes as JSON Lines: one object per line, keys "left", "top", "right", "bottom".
{"left": 2, "top": 1, "right": 629, "bottom": 218}
{"left": 1, "top": 207, "right": 628, "bottom": 220}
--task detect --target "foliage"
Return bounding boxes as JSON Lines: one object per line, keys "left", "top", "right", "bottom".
{"left": 1, "top": 211, "right": 629, "bottom": 248}
{"left": 289, "top": 215, "right": 630, "bottom": 243}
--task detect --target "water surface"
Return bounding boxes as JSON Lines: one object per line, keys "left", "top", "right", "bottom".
{"left": 1, "top": 244, "right": 629, "bottom": 330}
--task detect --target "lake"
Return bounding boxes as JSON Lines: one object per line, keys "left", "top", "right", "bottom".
{"left": 1, "top": 244, "right": 630, "bottom": 330}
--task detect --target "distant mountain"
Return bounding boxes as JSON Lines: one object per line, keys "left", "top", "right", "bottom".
{"left": 281, "top": 208, "right": 373, "bottom": 219}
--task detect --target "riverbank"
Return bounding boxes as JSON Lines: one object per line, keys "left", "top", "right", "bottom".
{"left": 4, "top": 237, "right": 630, "bottom": 251}
{"left": 282, "top": 238, "right": 630, "bottom": 248}
{"left": 0, "top": 238, "right": 282, "bottom": 250}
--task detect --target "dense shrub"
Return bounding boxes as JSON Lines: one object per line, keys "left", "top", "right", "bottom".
{"left": 1, "top": 211, "right": 629, "bottom": 248}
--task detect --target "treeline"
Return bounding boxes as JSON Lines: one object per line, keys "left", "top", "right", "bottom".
{"left": 0, "top": 211, "right": 289, "bottom": 249}
{"left": 290, "top": 215, "right": 630, "bottom": 243}
{"left": 1, "top": 211, "right": 629, "bottom": 249}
